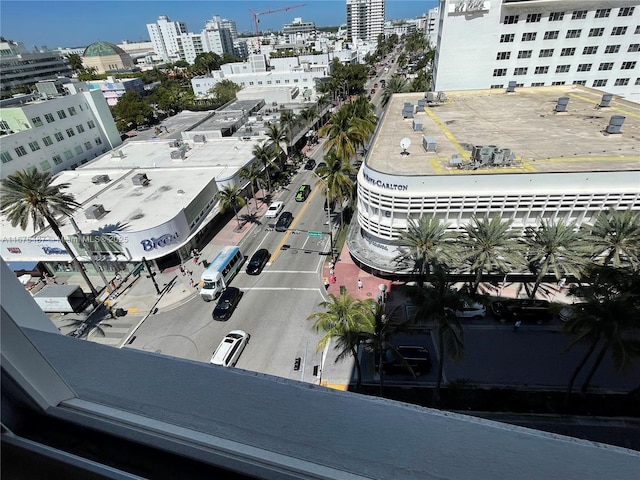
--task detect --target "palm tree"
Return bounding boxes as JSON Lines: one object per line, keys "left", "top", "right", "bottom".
{"left": 318, "top": 107, "right": 369, "bottom": 164}
{"left": 307, "top": 292, "right": 371, "bottom": 390}
{"left": 408, "top": 267, "right": 465, "bottom": 404}
{"left": 461, "top": 215, "right": 525, "bottom": 294}
{"left": 315, "top": 150, "right": 355, "bottom": 225}
{"left": 252, "top": 142, "right": 278, "bottom": 194}
{"left": 278, "top": 109, "right": 298, "bottom": 154}
{"left": 394, "top": 215, "right": 460, "bottom": 286}
{"left": 1, "top": 170, "right": 98, "bottom": 298}
{"left": 239, "top": 162, "right": 263, "bottom": 213}
{"left": 344, "top": 96, "right": 377, "bottom": 154}
{"left": 381, "top": 75, "right": 408, "bottom": 107}
{"left": 266, "top": 122, "right": 288, "bottom": 168}
{"left": 524, "top": 219, "right": 589, "bottom": 299}
{"left": 215, "top": 184, "right": 247, "bottom": 229}
{"left": 588, "top": 208, "right": 640, "bottom": 269}
{"left": 300, "top": 107, "right": 317, "bottom": 131}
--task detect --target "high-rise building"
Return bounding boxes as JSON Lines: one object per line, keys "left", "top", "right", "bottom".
{"left": 146, "top": 15, "right": 188, "bottom": 63}
{"left": 346, "top": 0, "right": 385, "bottom": 42}
{"left": 432, "top": 0, "right": 640, "bottom": 103}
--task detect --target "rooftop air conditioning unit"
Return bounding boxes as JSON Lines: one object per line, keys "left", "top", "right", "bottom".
{"left": 168, "top": 139, "right": 182, "bottom": 148}
{"left": 170, "top": 146, "right": 187, "bottom": 160}
{"left": 193, "top": 134, "right": 206, "bottom": 143}
{"left": 91, "top": 174, "right": 110, "bottom": 184}
{"left": 84, "top": 204, "right": 107, "bottom": 220}
{"left": 132, "top": 173, "right": 150, "bottom": 186}
{"left": 111, "top": 150, "right": 125, "bottom": 158}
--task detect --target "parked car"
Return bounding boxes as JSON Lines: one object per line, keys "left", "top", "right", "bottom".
{"left": 454, "top": 301, "right": 487, "bottom": 319}
{"left": 304, "top": 159, "right": 316, "bottom": 170}
{"left": 558, "top": 302, "right": 588, "bottom": 322}
{"left": 246, "top": 249, "right": 269, "bottom": 275}
{"left": 295, "top": 184, "right": 311, "bottom": 202}
{"left": 381, "top": 346, "right": 432, "bottom": 375}
{"left": 275, "top": 211, "right": 293, "bottom": 232}
{"left": 265, "top": 201, "right": 284, "bottom": 218}
{"left": 210, "top": 330, "right": 250, "bottom": 367}
{"left": 491, "top": 299, "right": 552, "bottom": 324}
{"left": 212, "top": 287, "right": 243, "bottom": 321}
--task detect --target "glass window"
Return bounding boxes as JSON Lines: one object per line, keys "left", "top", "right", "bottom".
{"left": 1, "top": 151, "right": 13, "bottom": 163}
{"left": 544, "top": 31, "right": 559, "bottom": 40}
{"left": 595, "top": 9, "right": 611, "bottom": 18}
{"left": 0, "top": 120, "right": 8, "bottom": 130}
{"left": 548, "top": 12, "right": 564, "bottom": 21}
{"left": 618, "top": 7, "right": 635, "bottom": 16}
{"left": 573, "top": 80, "right": 586, "bottom": 86}
{"left": 514, "top": 67, "right": 528, "bottom": 75}
{"left": 31, "top": 116, "right": 43, "bottom": 127}
{"left": 28, "top": 141, "right": 41, "bottom": 152}
{"left": 551, "top": 81, "right": 566, "bottom": 86}
{"left": 614, "top": 78, "right": 630, "bottom": 86}
{"left": 45, "top": 113, "right": 55, "bottom": 123}
{"left": 503, "top": 15, "right": 519, "bottom": 24}
{"left": 54, "top": 132, "right": 64, "bottom": 142}
{"left": 66, "top": 128, "right": 75, "bottom": 138}
{"left": 490, "top": 84, "right": 504, "bottom": 89}
{"left": 76, "top": 124, "right": 85, "bottom": 133}
{"left": 496, "top": 52, "right": 511, "bottom": 60}
{"left": 593, "top": 79, "right": 608, "bottom": 87}
{"left": 517, "top": 50, "right": 532, "bottom": 59}
{"left": 560, "top": 48, "right": 576, "bottom": 56}
{"left": 583, "top": 46, "right": 598, "bottom": 54}
{"left": 64, "top": 150, "right": 73, "bottom": 160}
{"left": 531, "top": 82, "right": 545, "bottom": 87}
{"left": 40, "top": 160, "right": 51, "bottom": 170}
{"left": 52, "top": 154, "right": 63, "bottom": 165}
{"left": 534, "top": 66, "right": 549, "bottom": 74}
{"left": 522, "top": 32, "right": 537, "bottom": 41}
{"left": 571, "top": 10, "right": 587, "bottom": 20}
{"left": 87, "top": 120, "right": 96, "bottom": 129}
{"left": 628, "top": 44, "right": 640, "bottom": 52}
{"left": 605, "top": 45, "right": 621, "bottom": 54}
{"left": 621, "top": 61, "right": 637, "bottom": 70}
{"left": 42, "top": 136, "right": 53, "bottom": 146}
{"left": 57, "top": 109, "right": 67, "bottom": 119}
{"left": 526, "top": 13, "right": 541, "bottom": 23}
{"left": 68, "top": 106, "right": 77, "bottom": 116}
{"left": 493, "top": 68, "right": 507, "bottom": 77}
{"left": 15, "top": 146, "right": 27, "bottom": 157}
{"left": 577, "top": 64, "right": 592, "bottom": 72}
{"left": 566, "top": 29, "right": 582, "bottom": 38}
{"left": 611, "top": 26, "right": 627, "bottom": 36}
{"left": 539, "top": 49, "right": 554, "bottom": 57}
{"left": 95, "top": 137, "right": 103, "bottom": 145}
{"left": 598, "top": 62, "right": 614, "bottom": 71}
{"left": 556, "top": 65, "right": 571, "bottom": 73}
{"left": 589, "top": 27, "right": 604, "bottom": 37}
{"left": 500, "top": 34, "right": 514, "bottom": 43}
{"left": 84, "top": 141, "right": 93, "bottom": 150}
{"left": 75, "top": 146, "right": 83, "bottom": 155}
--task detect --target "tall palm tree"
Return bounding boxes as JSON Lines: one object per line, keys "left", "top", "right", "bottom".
{"left": 239, "top": 162, "right": 263, "bottom": 213}
{"left": 252, "top": 142, "right": 277, "bottom": 194}
{"left": 461, "top": 215, "right": 525, "bottom": 294}
{"left": 315, "top": 150, "right": 355, "bottom": 225}
{"left": 381, "top": 75, "right": 408, "bottom": 107}
{"left": 266, "top": 122, "right": 288, "bottom": 168}
{"left": 588, "top": 208, "right": 640, "bottom": 269}
{"left": 344, "top": 96, "right": 377, "bottom": 155}
{"left": 307, "top": 292, "right": 371, "bottom": 390}
{"left": 318, "top": 107, "right": 369, "bottom": 164}
{"left": 1, "top": 170, "right": 98, "bottom": 297}
{"left": 524, "top": 219, "right": 589, "bottom": 298}
{"left": 278, "top": 109, "right": 298, "bottom": 154}
{"left": 408, "top": 267, "right": 465, "bottom": 404}
{"left": 394, "top": 215, "right": 460, "bottom": 286}
{"left": 215, "top": 184, "right": 246, "bottom": 228}
{"left": 300, "top": 107, "right": 317, "bottom": 131}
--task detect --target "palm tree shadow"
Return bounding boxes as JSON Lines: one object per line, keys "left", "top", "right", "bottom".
{"left": 240, "top": 213, "right": 262, "bottom": 225}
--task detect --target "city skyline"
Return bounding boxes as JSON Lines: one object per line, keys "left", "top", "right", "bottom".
{"left": 0, "top": 0, "right": 437, "bottom": 49}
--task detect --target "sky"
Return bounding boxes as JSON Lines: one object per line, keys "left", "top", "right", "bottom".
{"left": 0, "top": 0, "right": 438, "bottom": 49}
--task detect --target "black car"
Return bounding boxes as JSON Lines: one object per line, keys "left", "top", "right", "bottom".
{"left": 304, "top": 159, "right": 316, "bottom": 170}
{"left": 212, "top": 287, "right": 242, "bottom": 321}
{"left": 315, "top": 162, "right": 327, "bottom": 172}
{"left": 275, "top": 211, "right": 293, "bottom": 232}
{"left": 490, "top": 299, "right": 552, "bottom": 324}
{"left": 246, "top": 248, "right": 269, "bottom": 275}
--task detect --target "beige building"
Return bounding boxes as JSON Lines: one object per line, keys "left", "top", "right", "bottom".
{"left": 81, "top": 41, "right": 136, "bottom": 74}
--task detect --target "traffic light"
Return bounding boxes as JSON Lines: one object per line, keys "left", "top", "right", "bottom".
{"left": 293, "top": 357, "right": 301, "bottom": 371}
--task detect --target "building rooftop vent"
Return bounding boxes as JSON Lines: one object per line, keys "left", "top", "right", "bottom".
{"left": 132, "top": 173, "right": 150, "bottom": 186}
{"left": 111, "top": 150, "right": 125, "bottom": 158}
{"left": 84, "top": 204, "right": 107, "bottom": 220}
{"left": 91, "top": 174, "right": 110, "bottom": 185}
{"left": 599, "top": 93, "right": 613, "bottom": 108}
{"left": 193, "top": 134, "right": 206, "bottom": 143}
{"left": 605, "top": 115, "right": 625, "bottom": 134}
{"left": 506, "top": 81, "right": 516, "bottom": 93}
{"left": 555, "top": 97, "right": 570, "bottom": 113}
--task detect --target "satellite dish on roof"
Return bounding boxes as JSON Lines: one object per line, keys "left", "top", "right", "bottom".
{"left": 400, "top": 137, "right": 411, "bottom": 156}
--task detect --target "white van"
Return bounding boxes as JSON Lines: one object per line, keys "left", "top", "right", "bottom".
{"left": 210, "top": 330, "right": 250, "bottom": 367}
{"left": 200, "top": 246, "right": 244, "bottom": 301}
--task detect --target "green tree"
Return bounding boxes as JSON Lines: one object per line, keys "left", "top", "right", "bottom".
{"left": 588, "top": 208, "right": 640, "bottom": 269}
{"left": 77, "top": 66, "right": 99, "bottom": 81}
{"left": 252, "top": 142, "right": 277, "bottom": 193}
{"left": 300, "top": 107, "right": 317, "bottom": 130}
{"left": 239, "top": 162, "right": 263, "bottom": 213}
{"left": 0, "top": 170, "right": 98, "bottom": 297}
{"left": 66, "top": 53, "right": 84, "bottom": 73}
{"left": 394, "top": 216, "right": 460, "bottom": 286}
{"left": 215, "top": 184, "right": 247, "bottom": 228}
{"left": 461, "top": 215, "right": 525, "bottom": 294}
{"left": 381, "top": 75, "right": 408, "bottom": 107}
{"left": 315, "top": 150, "right": 355, "bottom": 225}
{"left": 524, "top": 220, "right": 589, "bottom": 298}
{"left": 318, "top": 107, "right": 369, "bottom": 163}
{"left": 265, "top": 123, "right": 288, "bottom": 168}
{"left": 278, "top": 109, "right": 298, "bottom": 155}
{"left": 111, "top": 91, "right": 153, "bottom": 129}
{"left": 308, "top": 292, "right": 371, "bottom": 390}
{"left": 210, "top": 79, "right": 241, "bottom": 106}
{"left": 189, "top": 52, "right": 222, "bottom": 76}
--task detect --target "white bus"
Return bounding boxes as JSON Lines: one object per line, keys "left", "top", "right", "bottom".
{"left": 200, "top": 246, "right": 245, "bottom": 301}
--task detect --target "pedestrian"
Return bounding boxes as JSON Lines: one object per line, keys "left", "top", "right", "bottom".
{"left": 189, "top": 278, "right": 195, "bottom": 288}
{"left": 330, "top": 275, "right": 336, "bottom": 284}
{"left": 329, "top": 261, "right": 335, "bottom": 270}
{"left": 513, "top": 320, "right": 522, "bottom": 331}
{"left": 558, "top": 277, "right": 566, "bottom": 289}
{"left": 324, "top": 277, "right": 330, "bottom": 290}
{"left": 329, "top": 267, "right": 334, "bottom": 276}
{"left": 179, "top": 265, "right": 186, "bottom": 276}
{"left": 357, "top": 279, "right": 363, "bottom": 291}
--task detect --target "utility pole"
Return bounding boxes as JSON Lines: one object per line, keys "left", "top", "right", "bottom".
{"left": 142, "top": 257, "right": 161, "bottom": 295}
{"left": 69, "top": 218, "right": 111, "bottom": 294}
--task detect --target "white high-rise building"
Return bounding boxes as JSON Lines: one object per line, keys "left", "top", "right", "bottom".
{"left": 346, "top": 0, "right": 385, "bottom": 42}
{"left": 433, "top": 0, "right": 640, "bottom": 103}
{"left": 147, "top": 15, "right": 188, "bottom": 63}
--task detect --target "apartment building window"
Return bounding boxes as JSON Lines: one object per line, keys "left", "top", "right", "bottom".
{"left": 571, "top": 10, "right": 587, "bottom": 20}
{"left": 45, "top": 113, "right": 55, "bottom": 123}
{"left": 31, "top": 116, "right": 43, "bottom": 127}
{"left": 636, "top": 78, "right": 640, "bottom": 85}
{"left": 490, "top": 84, "right": 504, "bottom": 89}
{"left": 614, "top": 78, "right": 630, "bottom": 86}
{"left": 577, "top": 64, "right": 592, "bottom": 72}
{"left": 560, "top": 47, "right": 576, "bottom": 56}
{"left": 28, "top": 141, "right": 41, "bottom": 152}
{"left": 249, "top": 82, "right": 254, "bottom": 85}
{"left": 68, "top": 106, "right": 77, "bottom": 116}
{"left": 275, "top": 80, "right": 281, "bottom": 84}
{"left": 64, "top": 150, "right": 73, "bottom": 160}
{"left": 0, "top": 120, "right": 8, "bottom": 130}
{"left": 87, "top": 120, "right": 96, "bottom": 129}
{"left": 556, "top": 65, "right": 571, "bottom": 73}
{"left": 531, "top": 82, "right": 545, "bottom": 86}
{"left": 618, "top": 7, "right": 635, "bottom": 16}
{"left": 539, "top": 49, "right": 554, "bottom": 57}
{"left": 500, "top": 33, "right": 515, "bottom": 43}
{"left": 605, "top": 45, "right": 621, "bottom": 54}
{"left": 595, "top": 9, "right": 611, "bottom": 18}
{"left": 593, "top": 79, "right": 608, "bottom": 87}
{"left": 583, "top": 46, "right": 598, "bottom": 54}
{"left": 612, "top": 26, "right": 628, "bottom": 36}
{"left": 493, "top": 68, "right": 507, "bottom": 77}
{"left": 74, "top": 146, "right": 83, "bottom": 155}
{"left": 599, "top": 62, "right": 614, "bottom": 71}
{"left": 628, "top": 44, "right": 640, "bottom": 52}
{"left": 95, "top": 138, "right": 103, "bottom": 145}
{"left": 514, "top": 67, "right": 528, "bottom": 75}
{"left": 1, "top": 151, "right": 13, "bottom": 163}
{"left": 42, "top": 136, "right": 53, "bottom": 146}
{"left": 573, "top": 80, "right": 587, "bottom": 86}
{"left": 534, "top": 66, "right": 549, "bottom": 74}
{"left": 57, "top": 109, "right": 67, "bottom": 119}
{"left": 636, "top": 26, "right": 640, "bottom": 34}
{"left": 66, "top": 128, "right": 75, "bottom": 138}
{"left": 284, "top": 79, "right": 290, "bottom": 83}
{"left": 621, "top": 61, "right": 637, "bottom": 69}
{"left": 589, "top": 27, "right": 605, "bottom": 37}
{"left": 15, "top": 146, "right": 28, "bottom": 157}
{"left": 54, "top": 132, "right": 64, "bottom": 142}
{"left": 548, "top": 12, "right": 564, "bottom": 21}
{"left": 566, "top": 29, "right": 582, "bottom": 38}
{"left": 517, "top": 50, "right": 532, "bottom": 59}
{"left": 526, "top": 13, "right": 541, "bottom": 23}
{"left": 294, "top": 79, "right": 299, "bottom": 83}
{"left": 522, "top": 32, "right": 537, "bottom": 41}
{"left": 84, "top": 142, "right": 92, "bottom": 150}
{"left": 52, "top": 154, "right": 63, "bottom": 165}
{"left": 266, "top": 81, "right": 272, "bottom": 84}
{"left": 552, "top": 81, "right": 566, "bottom": 86}
{"left": 544, "top": 31, "right": 559, "bottom": 40}
{"left": 503, "top": 15, "right": 519, "bottom": 24}
{"left": 76, "top": 124, "right": 85, "bottom": 133}
{"left": 40, "top": 160, "right": 51, "bottom": 170}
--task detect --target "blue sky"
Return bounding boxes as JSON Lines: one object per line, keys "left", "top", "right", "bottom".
{"left": 1, "top": 0, "right": 438, "bottom": 49}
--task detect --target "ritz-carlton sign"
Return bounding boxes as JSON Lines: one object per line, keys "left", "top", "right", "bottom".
{"left": 362, "top": 171, "right": 409, "bottom": 191}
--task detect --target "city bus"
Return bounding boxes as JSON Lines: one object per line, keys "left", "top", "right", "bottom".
{"left": 200, "top": 246, "right": 245, "bottom": 301}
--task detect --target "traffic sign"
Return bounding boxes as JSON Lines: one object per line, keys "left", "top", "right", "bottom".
{"left": 308, "top": 231, "right": 322, "bottom": 237}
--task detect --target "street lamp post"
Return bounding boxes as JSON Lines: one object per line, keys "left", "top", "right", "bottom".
{"left": 312, "top": 171, "right": 334, "bottom": 256}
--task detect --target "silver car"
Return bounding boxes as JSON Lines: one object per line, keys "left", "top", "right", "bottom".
{"left": 210, "top": 330, "right": 250, "bottom": 367}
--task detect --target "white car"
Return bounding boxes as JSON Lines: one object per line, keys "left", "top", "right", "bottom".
{"left": 265, "top": 201, "right": 284, "bottom": 218}
{"left": 454, "top": 302, "right": 487, "bottom": 319}
{"left": 210, "top": 330, "right": 250, "bottom": 367}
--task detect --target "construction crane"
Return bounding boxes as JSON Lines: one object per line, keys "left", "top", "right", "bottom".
{"left": 249, "top": 4, "right": 306, "bottom": 52}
